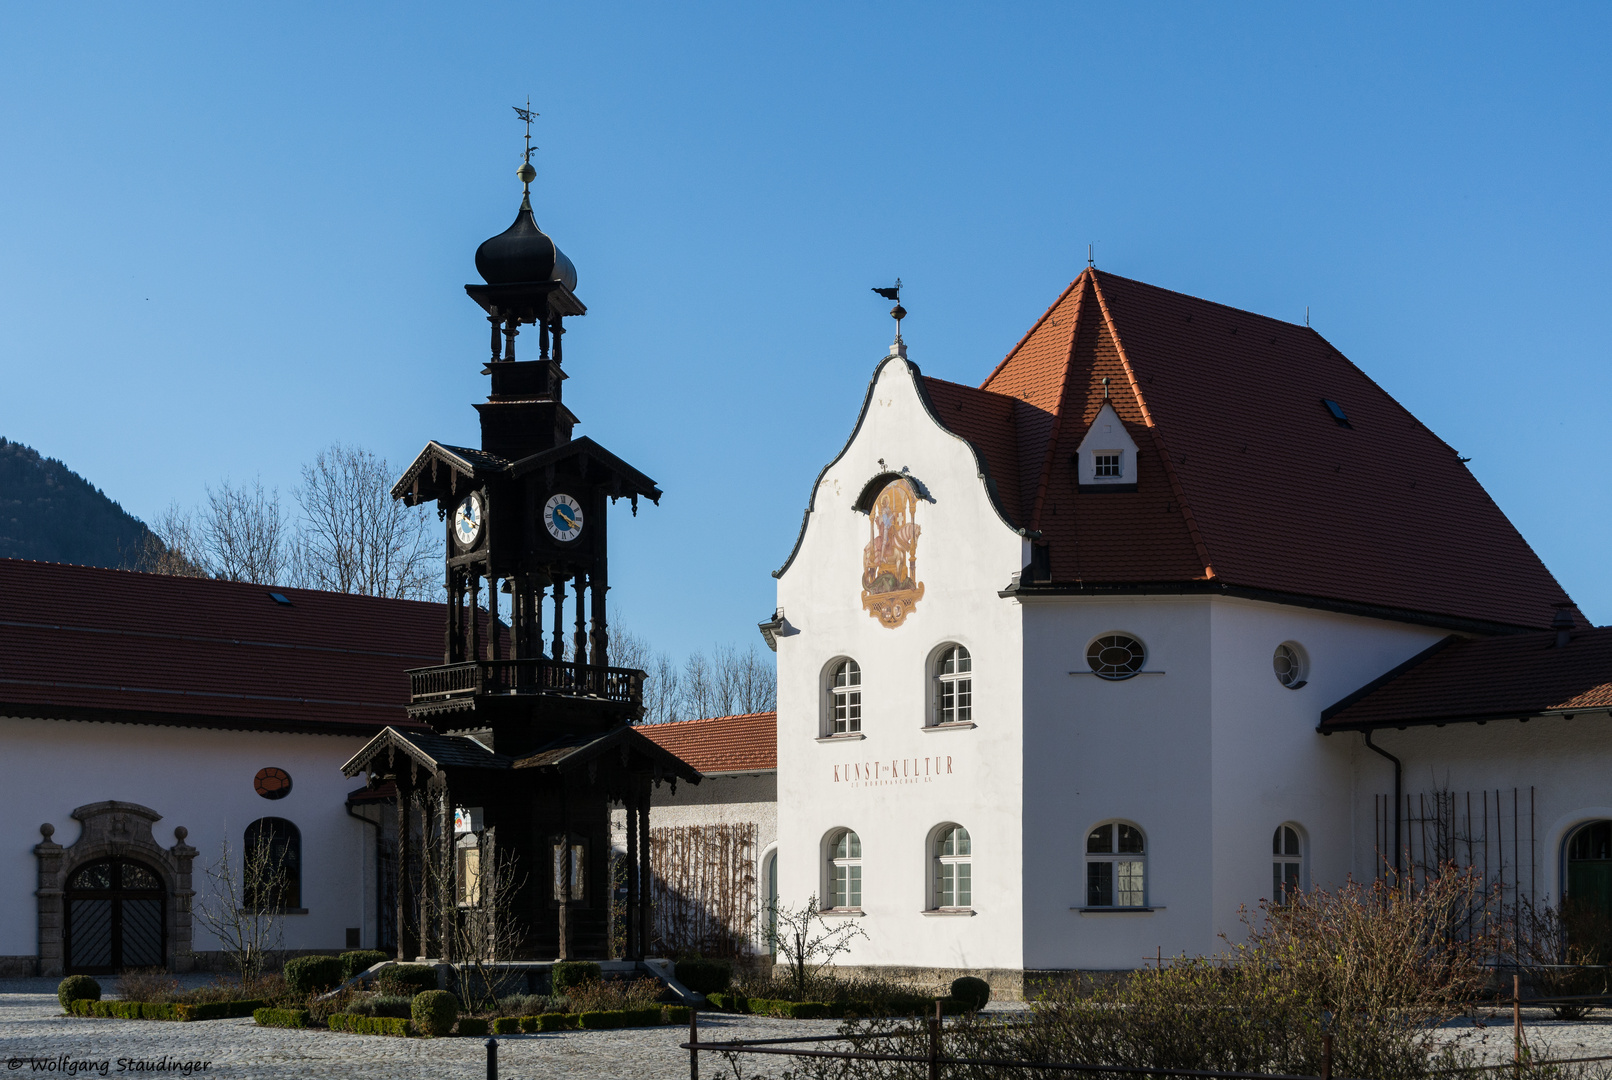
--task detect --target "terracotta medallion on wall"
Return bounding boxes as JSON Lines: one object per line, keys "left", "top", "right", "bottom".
{"left": 861, "top": 479, "right": 924, "bottom": 628}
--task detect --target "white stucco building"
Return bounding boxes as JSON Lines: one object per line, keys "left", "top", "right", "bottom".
{"left": 750, "top": 268, "right": 1608, "bottom": 993}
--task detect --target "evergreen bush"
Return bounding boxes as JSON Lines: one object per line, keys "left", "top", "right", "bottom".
{"left": 57, "top": 975, "right": 101, "bottom": 1010}
{"left": 284, "top": 955, "right": 344, "bottom": 996}
{"left": 491, "top": 1017, "right": 522, "bottom": 1035}
{"left": 339, "top": 950, "right": 390, "bottom": 982}
{"left": 411, "top": 989, "right": 459, "bottom": 1037}
{"left": 456, "top": 1017, "right": 489, "bottom": 1036}
{"left": 378, "top": 963, "right": 439, "bottom": 997}
{"left": 577, "top": 1009, "right": 621, "bottom": 1029}
{"left": 551, "top": 961, "right": 601, "bottom": 993}
{"left": 949, "top": 976, "right": 990, "bottom": 1011}
{"left": 674, "top": 958, "right": 732, "bottom": 994}
{"left": 253, "top": 1007, "right": 311, "bottom": 1029}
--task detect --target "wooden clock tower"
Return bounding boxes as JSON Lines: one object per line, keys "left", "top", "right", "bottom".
{"left": 344, "top": 131, "right": 698, "bottom": 964}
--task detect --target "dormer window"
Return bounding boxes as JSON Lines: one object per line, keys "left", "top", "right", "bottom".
{"left": 1093, "top": 453, "right": 1122, "bottom": 479}
{"left": 1075, "top": 403, "right": 1139, "bottom": 493}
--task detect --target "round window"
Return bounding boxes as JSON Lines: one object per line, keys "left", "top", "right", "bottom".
{"left": 254, "top": 767, "right": 293, "bottom": 800}
{"left": 1087, "top": 634, "right": 1145, "bottom": 680}
{"left": 1273, "top": 643, "right": 1308, "bottom": 689}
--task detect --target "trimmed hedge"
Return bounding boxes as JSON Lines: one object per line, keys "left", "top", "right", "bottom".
{"left": 577, "top": 1010, "right": 621, "bottom": 1030}
{"left": 340, "top": 949, "right": 390, "bottom": 982}
{"left": 253, "top": 1008, "right": 312, "bottom": 1029}
{"left": 377, "top": 963, "right": 439, "bottom": 997}
{"left": 456, "top": 1017, "right": 489, "bottom": 1036}
{"left": 491, "top": 1017, "right": 522, "bottom": 1035}
{"left": 664, "top": 1005, "right": 692, "bottom": 1024}
{"left": 496, "top": 1007, "right": 682, "bottom": 1033}
{"left": 705, "top": 991, "right": 749, "bottom": 1013}
{"left": 950, "top": 976, "right": 990, "bottom": 1011}
{"left": 58, "top": 975, "right": 101, "bottom": 1010}
{"left": 674, "top": 958, "right": 732, "bottom": 995}
{"left": 285, "top": 954, "right": 345, "bottom": 996}
{"left": 412, "top": 989, "right": 459, "bottom": 1037}
{"left": 328, "top": 1013, "right": 412, "bottom": 1036}
{"left": 551, "top": 961, "right": 601, "bottom": 993}
{"left": 70, "top": 998, "right": 266, "bottom": 1022}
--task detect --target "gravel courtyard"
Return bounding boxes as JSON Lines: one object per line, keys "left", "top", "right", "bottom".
{"left": 8, "top": 978, "right": 1612, "bottom": 1080}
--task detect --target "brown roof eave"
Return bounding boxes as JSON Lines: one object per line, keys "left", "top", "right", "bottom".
{"left": 0, "top": 700, "right": 423, "bottom": 738}
{"left": 1320, "top": 708, "right": 1604, "bottom": 734}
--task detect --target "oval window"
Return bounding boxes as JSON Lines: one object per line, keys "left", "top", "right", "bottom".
{"left": 1087, "top": 635, "right": 1145, "bottom": 680}
{"left": 254, "top": 767, "right": 293, "bottom": 800}
{"left": 1273, "top": 643, "right": 1308, "bottom": 689}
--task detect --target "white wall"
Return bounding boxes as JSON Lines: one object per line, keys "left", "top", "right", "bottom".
{"left": 1019, "top": 595, "right": 1447, "bottom": 970}
{"left": 1351, "top": 719, "right": 1612, "bottom": 906}
{"left": 774, "top": 352, "right": 1027, "bottom": 972}
{"left": 0, "top": 715, "right": 373, "bottom": 959}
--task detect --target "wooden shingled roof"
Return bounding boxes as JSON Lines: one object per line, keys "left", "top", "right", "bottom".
{"left": 922, "top": 269, "right": 1579, "bottom": 633}
{"left": 0, "top": 559, "right": 440, "bottom": 735}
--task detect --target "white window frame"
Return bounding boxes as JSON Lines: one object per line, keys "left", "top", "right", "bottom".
{"left": 826, "top": 658, "right": 862, "bottom": 736}
{"left": 1093, "top": 451, "right": 1123, "bottom": 479}
{"left": 1272, "top": 823, "right": 1305, "bottom": 904}
{"left": 931, "top": 824, "right": 973, "bottom": 911}
{"left": 933, "top": 644, "right": 973, "bottom": 726}
{"left": 1085, "top": 820, "right": 1147, "bottom": 909}
{"left": 826, "top": 829, "right": 862, "bottom": 911}
{"left": 1086, "top": 633, "right": 1147, "bottom": 680}
{"left": 1273, "top": 642, "right": 1309, "bottom": 689}
{"left": 455, "top": 833, "right": 482, "bottom": 907}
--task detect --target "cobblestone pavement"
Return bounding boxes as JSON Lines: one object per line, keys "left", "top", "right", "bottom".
{"left": 9, "top": 979, "right": 1612, "bottom": 1080}
{"left": 0, "top": 980, "right": 809, "bottom": 1080}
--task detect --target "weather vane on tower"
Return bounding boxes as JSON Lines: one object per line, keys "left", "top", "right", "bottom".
{"left": 872, "top": 279, "right": 906, "bottom": 355}
{"left": 513, "top": 98, "right": 539, "bottom": 193}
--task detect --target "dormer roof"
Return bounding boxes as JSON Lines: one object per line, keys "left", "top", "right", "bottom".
{"left": 925, "top": 268, "right": 1578, "bottom": 634}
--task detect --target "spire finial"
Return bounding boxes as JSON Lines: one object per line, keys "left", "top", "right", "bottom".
{"left": 513, "top": 99, "right": 539, "bottom": 192}
{"left": 872, "top": 279, "right": 906, "bottom": 356}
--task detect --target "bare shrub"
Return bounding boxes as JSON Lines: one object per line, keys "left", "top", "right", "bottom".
{"left": 1512, "top": 898, "right": 1612, "bottom": 1019}
{"left": 771, "top": 895, "right": 868, "bottom": 1002}
{"left": 191, "top": 836, "right": 290, "bottom": 994}
{"left": 114, "top": 969, "right": 180, "bottom": 1003}
{"left": 563, "top": 976, "right": 665, "bottom": 1012}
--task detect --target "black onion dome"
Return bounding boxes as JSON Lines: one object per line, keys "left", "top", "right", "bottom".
{"left": 474, "top": 193, "right": 578, "bottom": 291}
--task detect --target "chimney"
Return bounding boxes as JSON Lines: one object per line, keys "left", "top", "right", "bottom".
{"left": 1552, "top": 605, "right": 1575, "bottom": 649}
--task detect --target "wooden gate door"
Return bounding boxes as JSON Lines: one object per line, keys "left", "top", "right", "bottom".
{"left": 65, "top": 859, "right": 166, "bottom": 974}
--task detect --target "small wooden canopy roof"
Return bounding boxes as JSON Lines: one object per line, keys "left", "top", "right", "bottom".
{"left": 392, "top": 437, "right": 663, "bottom": 509}
{"left": 342, "top": 723, "right": 702, "bottom": 786}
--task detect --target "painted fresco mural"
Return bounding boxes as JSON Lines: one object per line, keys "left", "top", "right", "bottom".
{"left": 861, "top": 479, "right": 924, "bottom": 628}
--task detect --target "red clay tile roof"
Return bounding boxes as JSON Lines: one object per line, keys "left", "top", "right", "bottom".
{"left": 1320, "top": 627, "right": 1612, "bottom": 730}
{"left": 0, "top": 559, "right": 442, "bottom": 734}
{"left": 636, "top": 711, "right": 776, "bottom": 773}
{"left": 930, "top": 269, "right": 1577, "bottom": 632}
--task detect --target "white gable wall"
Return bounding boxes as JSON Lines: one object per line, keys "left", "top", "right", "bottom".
{"left": 775, "top": 353, "right": 1026, "bottom": 971}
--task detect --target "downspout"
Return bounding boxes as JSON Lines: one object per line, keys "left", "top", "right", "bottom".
{"left": 1362, "top": 731, "right": 1402, "bottom": 878}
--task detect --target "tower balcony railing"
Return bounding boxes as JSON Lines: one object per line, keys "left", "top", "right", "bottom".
{"left": 407, "top": 657, "right": 644, "bottom": 709}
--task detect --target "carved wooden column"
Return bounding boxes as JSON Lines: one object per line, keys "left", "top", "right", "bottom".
{"left": 416, "top": 790, "right": 432, "bottom": 960}
{"left": 394, "top": 775, "right": 413, "bottom": 961}
{"left": 551, "top": 577, "right": 566, "bottom": 661}
{"left": 557, "top": 784, "right": 571, "bottom": 961}
{"left": 637, "top": 781, "right": 651, "bottom": 956}
{"left": 624, "top": 798, "right": 638, "bottom": 960}
{"left": 572, "top": 571, "right": 588, "bottom": 667}
{"left": 438, "top": 783, "right": 454, "bottom": 964}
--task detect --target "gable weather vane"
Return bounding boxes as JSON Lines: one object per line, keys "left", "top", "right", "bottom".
{"left": 513, "top": 99, "right": 539, "bottom": 192}
{"left": 872, "top": 279, "right": 906, "bottom": 351}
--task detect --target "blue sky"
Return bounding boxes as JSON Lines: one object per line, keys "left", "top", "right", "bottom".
{"left": 1, "top": 4, "right": 1608, "bottom": 653}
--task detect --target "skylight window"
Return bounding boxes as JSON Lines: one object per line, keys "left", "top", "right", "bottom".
{"left": 1321, "top": 399, "right": 1351, "bottom": 427}
{"left": 268, "top": 592, "right": 292, "bottom": 606}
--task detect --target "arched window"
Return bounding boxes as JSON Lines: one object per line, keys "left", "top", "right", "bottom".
{"left": 934, "top": 645, "right": 973, "bottom": 726}
{"left": 1085, "top": 821, "right": 1145, "bottom": 908}
{"left": 827, "top": 830, "right": 862, "bottom": 910}
{"left": 1566, "top": 821, "right": 1612, "bottom": 919}
{"left": 1273, "top": 643, "right": 1309, "bottom": 689}
{"left": 761, "top": 848, "right": 779, "bottom": 958}
{"left": 828, "top": 659, "right": 862, "bottom": 735}
{"left": 244, "top": 818, "right": 301, "bottom": 911}
{"left": 1272, "top": 824, "right": 1304, "bottom": 903}
{"left": 933, "top": 825, "right": 972, "bottom": 909}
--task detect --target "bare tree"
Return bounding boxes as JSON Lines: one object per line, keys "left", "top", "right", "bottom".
{"left": 199, "top": 477, "right": 293, "bottom": 585}
{"left": 193, "top": 835, "right": 289, "bottom": 992}
{"left": 140, "top": 503, "right": 209, "bottom": 578}
{"left": 772, "top": 894, "right": 867, "bottom": 1000}
{"left": 452, "top": 836, "right": 527, "bottom": 1012}
{"left": 291, "top": 443, "right": 437, "bottom": 600}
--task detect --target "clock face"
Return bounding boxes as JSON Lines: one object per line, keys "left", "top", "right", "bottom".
{"left": 453, "top": 493, "right": 484, "bottom": 548}
{"left": 544, "top": 493, "right": 584, "bottom": 543}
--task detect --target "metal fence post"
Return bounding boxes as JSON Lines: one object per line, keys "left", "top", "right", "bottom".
{"left": 1513, "top": 973, "right": 1522, "bottom": 1080}
{"left": 1321, "top": 1032, "right": 1333, "bottom": 1080}
{"left": 690, "top": 1007, "right": 699, "bottom": 1080}
{"left": 485, "top": 1036, "right": 497, "bottom": 1080}
{"left": 929, "top": 999, "right": 941, "bottom": 1080}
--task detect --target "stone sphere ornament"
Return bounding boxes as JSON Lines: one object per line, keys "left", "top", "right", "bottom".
{"left": 254, "top": 767, "right": 293, "bottom": 800}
